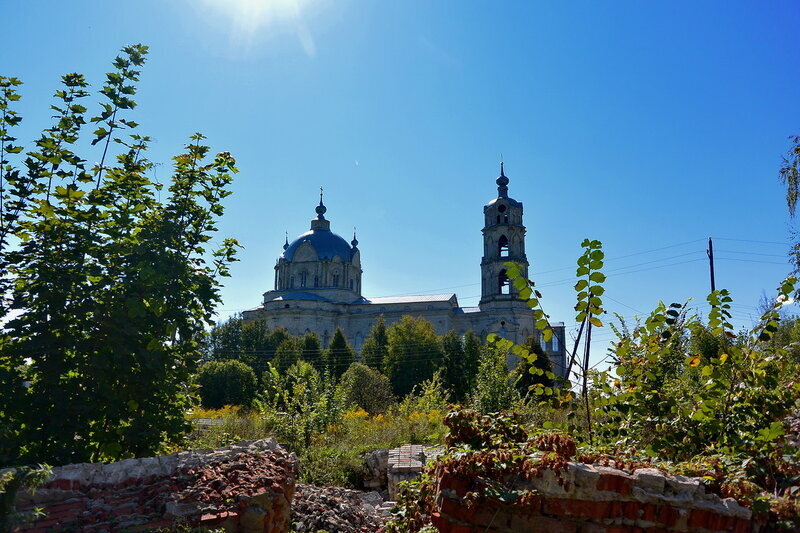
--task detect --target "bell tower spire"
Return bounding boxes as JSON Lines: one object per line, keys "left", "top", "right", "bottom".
{"left": 480, "top": 162, "right": 529, "bottom": 306}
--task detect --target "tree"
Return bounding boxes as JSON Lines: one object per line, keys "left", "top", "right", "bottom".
{"left": 325, "top": 327, "right": 354, "bottom": 380}
{"left": 463, "top": 330, "right": 482, "bottom": 394}
{"left": 273, "top": 337, "right": 302, "bottom": 374}
{"left": 336, "top": 362, "right": 395, "bottom": 414}
{"left": 510, "top": 337, "right": 554, "bottom": 398}
{"left": 383, "top": 315, "right": 444, "bottom": 398}
{"left": 471, "top": 345, "right": 517, "bottom": 413}
{"left": 299, "top": 332, "right": 323, "bottom": 373}
{"left": 196, "top": 360, "right": 258, "bottom": 409}
{"left": 360, "top": 316, "right": 389, "bottom": 369}
{"left": 440, "top": 330, "right": 468, "bottom": 402}
{"left": 0, "top": 46, "right": 239, "bottom": 465}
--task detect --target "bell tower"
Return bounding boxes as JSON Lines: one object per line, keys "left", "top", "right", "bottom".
{"left": 480, "top": 162, "right": 529, "bottom": 305}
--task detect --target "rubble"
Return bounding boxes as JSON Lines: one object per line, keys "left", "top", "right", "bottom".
{"left": 291, "top": 483, "right": 390, "bottom": 532}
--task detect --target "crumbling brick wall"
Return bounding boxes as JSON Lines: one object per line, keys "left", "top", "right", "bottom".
{"left": 431, "top": 463, "right": 754, "bottom": 533}
{"left": 12, "top": 439, "right": 296, "bottom": 532}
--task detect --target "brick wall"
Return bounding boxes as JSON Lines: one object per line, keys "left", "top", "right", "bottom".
{"left": 430, "top": 462, "right": 754, "bottom": 533}
{"left": 12, "top": 439, "right": 296, "bottom": 532}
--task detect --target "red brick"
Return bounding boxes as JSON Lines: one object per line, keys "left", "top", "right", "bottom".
{"left": 597, "top": 472, "right": 633, "bottom": 495}
{"left": 543, "top": 498, "right": 610, "bottom": 519}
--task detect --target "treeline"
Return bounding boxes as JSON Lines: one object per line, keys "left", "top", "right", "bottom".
{"left": 197, "top": 314, "right": 555, "bottom": 410}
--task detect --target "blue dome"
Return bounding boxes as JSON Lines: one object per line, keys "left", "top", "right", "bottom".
{"left": 282, "top": 228, "right": 355, "bottom": 261}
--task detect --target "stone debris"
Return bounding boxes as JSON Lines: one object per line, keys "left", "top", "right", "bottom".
{"left": 291, "top": 483, "right": 389, "bottom": 532}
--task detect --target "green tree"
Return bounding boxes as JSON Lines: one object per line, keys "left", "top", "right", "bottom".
{"left": 360, "top": 316, "right": 389, "bottom": 369}
{"left": 471, "top": 345, "right": 517, "bottom": 413}
{"left": 299, "top": 332, "right": 323, "bottom": 373}
{"left": 325, "top": 327, "right": 354, "bottom": 380}
{"left": 383, "top": 315, "right": 444, "bottom": 398}
{"left": 196, "top": 360, "right": 258, "bottom": 409}
{"left": 440, "top": 330, "right": 468, "bottom": 402}
{"left": 336, "top": 362, "right": 395, "bottom": 414}
{"left": 463, "top": 330, "right": 482, "bottom": 394}
{"left": 510, "top": 337, "right": 555, "bottom": 398}
{"left": 273, "top": 337, "right": 302, "bottom": 374}
{"left": 0, "top": 46, "right": 239, "bottom": 465}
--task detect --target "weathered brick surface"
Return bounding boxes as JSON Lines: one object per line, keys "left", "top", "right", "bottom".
{"left": 12, "top": 439, "right": 296, "bottom": 532}
{"left": 432, "top": 462, "right": 755, "bottom": 533}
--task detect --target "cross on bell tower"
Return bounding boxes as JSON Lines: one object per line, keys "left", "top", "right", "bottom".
{"left": 480, "top": 162, "right": 530, "bottom": 305}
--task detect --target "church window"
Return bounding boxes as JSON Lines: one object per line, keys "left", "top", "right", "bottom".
{"left": 498, "top": 235, "right": 509, "bottom": 257}
{"left": 504, "top": 214, "right": 509, "bottom": 223}
{"left": 300, "top": 272, "right": 307, "bottom": 287}
{"left": 499, "top": 269, "right": 510, "bottom": 294}
{"left": 314, "top": 276, "right": 319, "bottom": 288}
{"left": 552, "top": 333, "right": 560, "bottom": 352}
{"left": 540, "top": 336, "right": 548, "bottom": 352}
{"left": 290, "top": 276, "right": 295, "bottom": 288}
{"left": 496, "top": 215, "right": 500, "bottom": 223}
{"left": 333, "top": 274, "right": 340, "bottom": 287}
{"left": 349, "top": 279, "right": 354, "bottom": 290}
{"left": 498, "top": 204, "right": 507, "bottom": 213}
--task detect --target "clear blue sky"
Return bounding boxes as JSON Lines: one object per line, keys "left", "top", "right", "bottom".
{"left": 4, "top": 1, "right": 800, "bottom": 366}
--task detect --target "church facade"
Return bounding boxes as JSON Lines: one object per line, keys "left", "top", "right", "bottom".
{"left": 242, "top": 165, "right": 567, "bottom": 377}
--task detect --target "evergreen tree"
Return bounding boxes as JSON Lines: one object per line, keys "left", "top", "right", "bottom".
{"left": 361, "top": 316, "right": 389, "bottom": 369}
{"left": 463, "top": 330, "right": 483, "bottom": 395}
{"left": 325, "top": 327, "right": 355, "bottom": 380}
{"left": 440, "top": 330, "right": 468, "bottom": 402}
{"left": 383, "top": 315, "right": 444, "bottom": 398}
{"left": 273, "top": 337, "right": 302, "bottom": 374}
{"left": 300, "top": 332, "right": 324, "bottom": 373}
{"left": 511, "top": 337, "right": 555, "bottom": 398}
{"left": 472, "top": 345, "right": 517, "bottom": 413}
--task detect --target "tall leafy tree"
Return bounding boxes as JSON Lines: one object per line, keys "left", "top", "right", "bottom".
{"left": 440, "top": 330, "right": 468, "bottom": 402}
{"left": 383, "top": 315, "right": 443, "bottom": 398}
{"left": 360, "top": 316, "right": 389, "bottom": 369}
{"left": 0, "top": 45, "right": 240, "bottom": 465}
{"left": 299, "top": 332, "right": 323, "bottom": 373}
{"left": 463, "top": 330, "right": 482, "bottom": 394}
{"left": 325, "top": 327, "right": 354, "bottom": 380}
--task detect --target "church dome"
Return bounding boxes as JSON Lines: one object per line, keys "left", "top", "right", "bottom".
{"left": 282, "top": 228, "right": 355, "bottom": 261}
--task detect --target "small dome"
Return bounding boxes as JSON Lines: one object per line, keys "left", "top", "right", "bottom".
{"left": 282, "top": 228, "right": 354, "bottom": 262}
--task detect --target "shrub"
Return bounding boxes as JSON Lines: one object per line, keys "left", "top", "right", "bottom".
{"left": 195, "top": 360, "right": 258, "bottom": 409}
{"left": 337, "top": 362, "right": 395, "bottom": 414}
{"left": 471, "top": 345, "right": 518, "bottom": 414}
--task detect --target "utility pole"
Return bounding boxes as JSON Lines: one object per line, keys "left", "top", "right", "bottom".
{"left": 707, "top": 237, "right": 716, "bottom": 293}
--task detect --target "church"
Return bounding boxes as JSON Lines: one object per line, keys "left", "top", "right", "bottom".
{"left": 242, "top": 164, "right": 567, "bottom": 377}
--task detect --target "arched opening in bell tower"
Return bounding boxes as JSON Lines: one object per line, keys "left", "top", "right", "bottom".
{"left": 498, "top": 235, "right": 509, "bottom": 257}
{"left": 498, "top": 269, "right": 510, "bottom": 295}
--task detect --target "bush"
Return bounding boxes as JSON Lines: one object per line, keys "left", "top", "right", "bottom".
{"left": 471, "top": 345, "right": 518, "bottom": 414}
{"left": 337, "top": 362, "right": 395, "bottom": 414}
{"left": 195, "top": 360, "right": 258, "bottom": 409}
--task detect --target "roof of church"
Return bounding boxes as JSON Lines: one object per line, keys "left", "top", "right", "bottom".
{"left": 356, "top": 293, "right": 457, "bottom": 305}
{"left": 282, "top": 228, "right": 355, "bottom": 262}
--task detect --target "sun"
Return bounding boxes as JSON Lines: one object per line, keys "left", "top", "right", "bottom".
{"left": 197, "top": 0, "right": 318, "bottom": 54}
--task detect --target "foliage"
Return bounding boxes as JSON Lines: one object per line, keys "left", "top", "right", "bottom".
{"left": 0, "top": 465, "right": 52, "bottom": 530}
{"left": 259, "top": 360, "right": 328, "bottom": 448}
{"left": 195, "top": 360, "right": 258, "bottom": 409}
{"left": 471, "top": 344, "right": 517, "bottom": 414}
{"left": 336, "top": 362, "right": 395, "bottom": 414}
{"left": 299, "top": 332, "right": 323, "bottom": 373}
{"left": 360, "top": 316, "right": 389, "bottom": 370}
{"left": 383, "top": 315, "right": 444, "bottom": 397}
{"left": 510, "top": 337, "right": 555, "bottom": 398}
{"left": 325, "top": 327, "right": 355, "bottom": 381}
{"left": 0, "top": 46, "right": 239, "bottom": 465}
{"left": 439, "top": 330, "right": 473, "bottom": 402}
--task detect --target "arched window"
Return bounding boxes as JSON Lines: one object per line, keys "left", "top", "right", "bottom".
{"left": 496, "top": 215, "right": 500, "bottom": 223}
{"left": 290, "top": 276, "right": 295, "bottom": 288}
{"left": 499, "top": 269, "right": 510, "bottom": 295}
{"left": 333, "top": 274, "right": 340, "bottom": 287}
{"left": 349, "top": 279, "right": 354, "bottom": 290}
{"left": 314, "top": 276, "right": 319, "bottom": 288}
{"left": 504, "top": 214, "right": 509, "bottom": 223}
{"left": 552, "top": 333, "right": 560, "bottom": 352}
{"left": 540, "top": 336, "right": 548, "bottom": 352}
{"left": 300, "top": 272, "right": 307, "bottom": 288}
{"left": 498, "top": 235, "right": 509, "bottom": 257}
